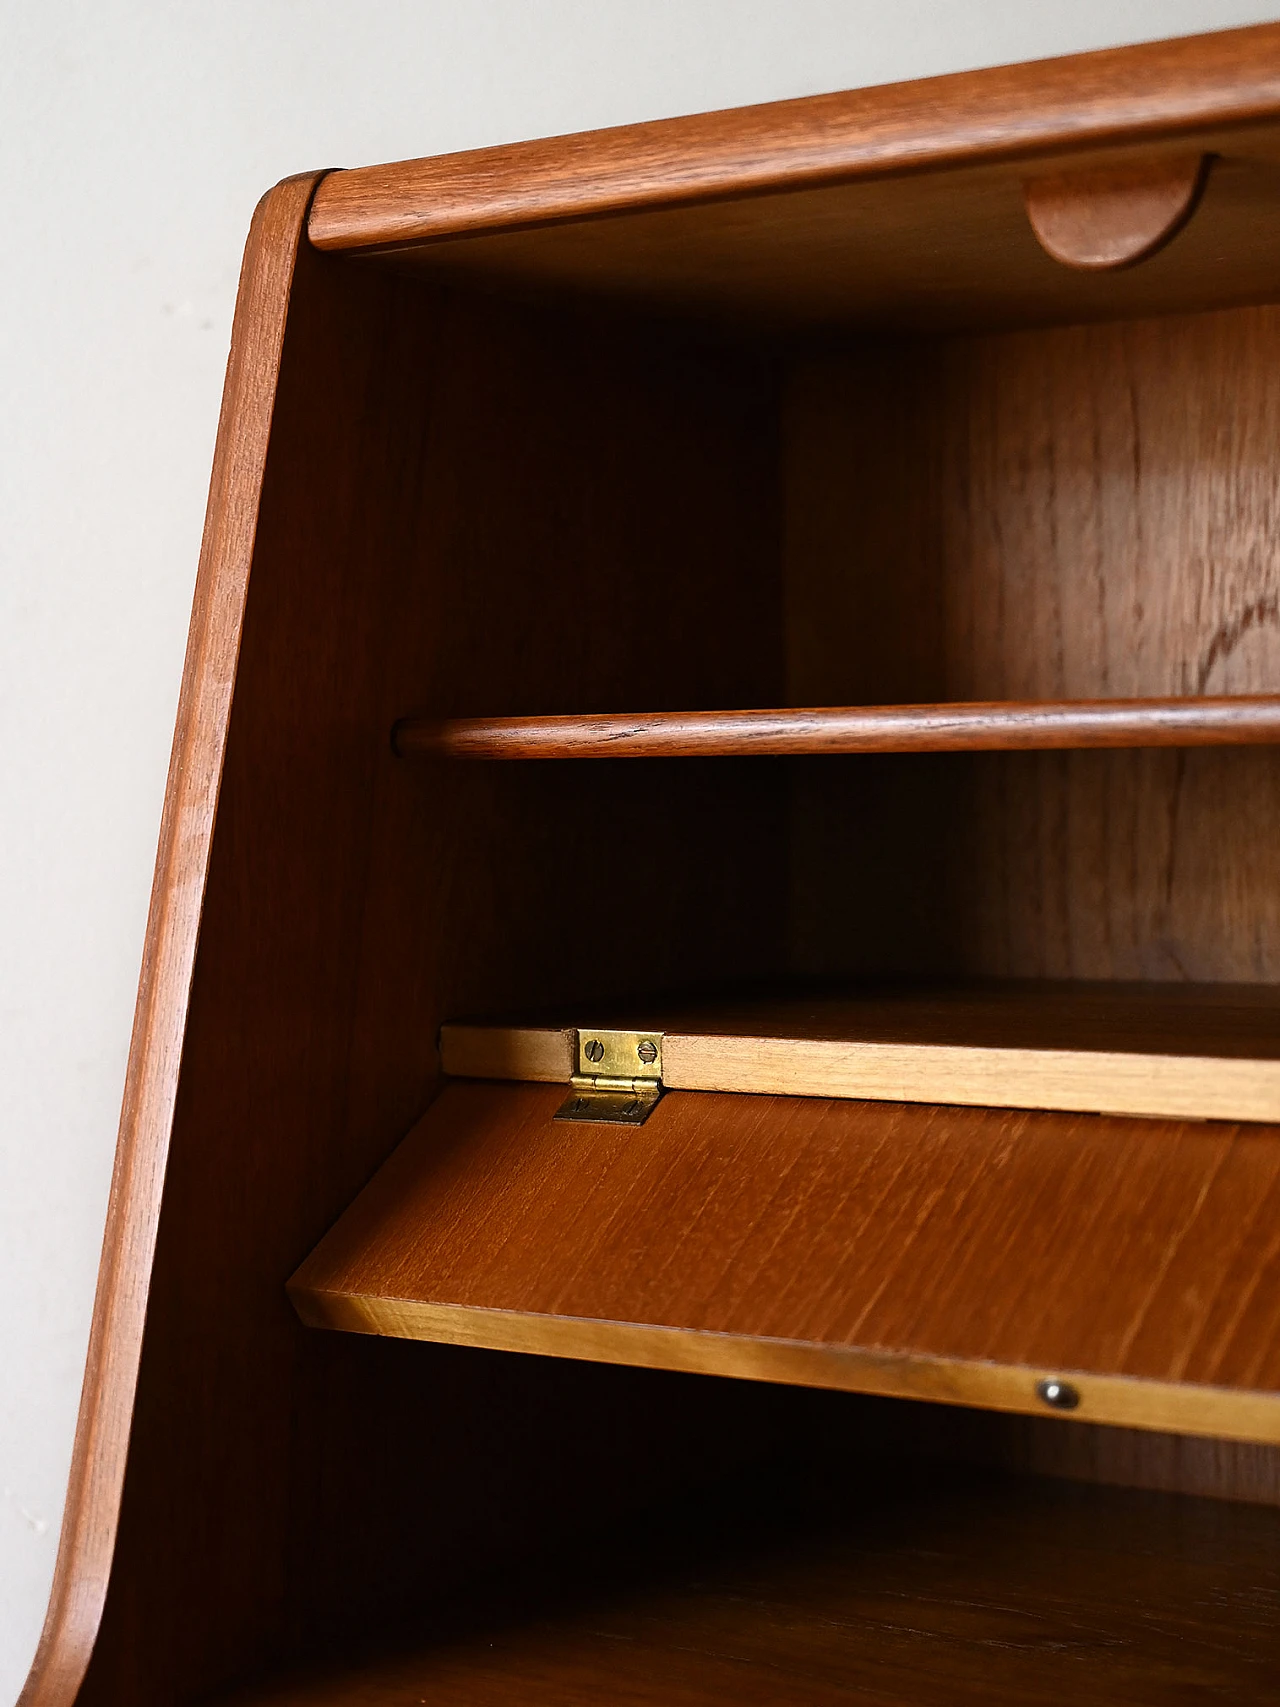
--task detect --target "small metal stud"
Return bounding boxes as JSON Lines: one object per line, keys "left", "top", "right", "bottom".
{"left": 1036, "top": 1378, "right": 1081, "bottom": 1411}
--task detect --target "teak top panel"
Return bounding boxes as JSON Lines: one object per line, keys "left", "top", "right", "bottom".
{"left": 293, "top": 1080, "right": 1280, "bottom": 1424}
{"left": 312, "top": 26, "right": 1280, "bottom": 247}
{"left": 309, "top": 26, "right": 1280, "bottom": 331}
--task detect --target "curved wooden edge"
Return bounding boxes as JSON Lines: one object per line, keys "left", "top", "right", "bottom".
{"left": 1025, "top": 153, "right": 1210, "bottom": 269}
{"left": 308, "top": 23, "right": 1280, "bottom": 253}
{"left": 394, "top": 697, "right": 1280, "bottom": 760}
{"left": 17, "top": 170, "right": 329, "bottom": 1707}
{"left": 290, "top": 1294, "right": 1280, "bottom": 1448}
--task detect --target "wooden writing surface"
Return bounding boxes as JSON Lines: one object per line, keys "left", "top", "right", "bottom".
{"left": 291, "top": 1078, "right": 1280, "bottom": 1443}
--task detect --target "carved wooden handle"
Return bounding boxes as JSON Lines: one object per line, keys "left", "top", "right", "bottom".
{"left": 1025, "top": 154, "right": 1209, "bottom": 270}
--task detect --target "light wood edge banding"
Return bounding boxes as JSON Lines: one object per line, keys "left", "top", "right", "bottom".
{"left": 309, "top": 25, "right": 1280, "bottom": 252}
{"left": 288, "top": 1291, "right": 1280, "bottom": 1447}
{"left": 17, "top": 173, "right": 328, "bottom": 1707}
{"left": 440, "top": 1025, "right": 1280, "bottom": 1124}
{"left": 663, "top": 1036, "right": 1280, "bottom": 1124}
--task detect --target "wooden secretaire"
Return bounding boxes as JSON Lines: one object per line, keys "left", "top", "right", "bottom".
{"left": 24, "top": 23, "right": 1280, "bottom": 1705}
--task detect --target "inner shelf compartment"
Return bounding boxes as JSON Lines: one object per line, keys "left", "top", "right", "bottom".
{"left": 290, "top": 285, "right": 1280, "bottom": 1473}
{"left": 215, "top": 1467, "right": 1280, "bottom": 1706}
{"left": 289, "top": 1076, "right": 1280, "bottom": 1443}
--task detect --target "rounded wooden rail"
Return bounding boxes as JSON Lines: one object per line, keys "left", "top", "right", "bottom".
{"left": 309, "top": 26, "right": 1280, "bottom": 254}
{"left": 394, "top": 696, "right": 1280, "bottom": 760}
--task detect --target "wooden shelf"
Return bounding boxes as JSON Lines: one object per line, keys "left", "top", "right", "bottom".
{"left": 215, "top": 1471, "right": 1280, "bottom": 1705}
{"left": 442, "top": 982, "right": 1280, "bottom": 1123}
{"left": 290, "top": 1074, "right": 1280, "bottom": 1442}
{"left": 394, "top": 696, "right": 1280, "bottom": 760}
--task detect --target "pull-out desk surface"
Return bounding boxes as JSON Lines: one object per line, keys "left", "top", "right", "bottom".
{"left": 291, "top": 1053, "right": 1280, "bottom": 1442}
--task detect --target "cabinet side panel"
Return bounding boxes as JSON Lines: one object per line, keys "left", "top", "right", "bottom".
{"left": 18, "top": 175, "right": 326, "bottom": 1707}
{"left": 75, "top": 262, "right": 788, "bottom": 1704}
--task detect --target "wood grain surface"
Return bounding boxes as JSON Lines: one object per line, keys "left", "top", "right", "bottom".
{"left": 1025, "top": 153, "right": 1210, "bottom": 270}
{"left": 65, "top": 223, "right": 789, "bottom": 1707}
{"left": 310, "top": 26, "right": 1280, "bottom": 251}
{"left": 323, "top": 139, "right": 1280, "bottom": 338}
{"left": 397, "top": 695, "right": 1280, "bottom": 759}
{"left": 33, "top": 25, "right": 1280, "bottom": 1704}
{"left": 291, "top": 1079, "right": 1280, "bottom": 1441}
{"left": 306, "top": 28, "right": 1280, "bottom": 338}
{"left": 209, "top": 1472, "right": 1280, "bottom": 1705}
{"left": 786, "top": 304, "right": 1280, "bottom": 987}
{"left": 17, "top": 173, "right": 327, "bottom": 1707}
{"left": 785, "top": 306, "right": 1280, "bottom": 710}
{"left": 442, "top": 981, "right": 1280, "bottom": 1122}
{"left": 963, "top": 1410, "right": 1280, "bottom": 1507}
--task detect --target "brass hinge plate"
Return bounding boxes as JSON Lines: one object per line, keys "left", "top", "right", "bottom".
{"left": 554, "top": 1028, "right": 664, "bottom": 1125}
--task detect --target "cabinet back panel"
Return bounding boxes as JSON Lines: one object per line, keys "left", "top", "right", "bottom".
{"left": 786, "top": 303, "right": 1280, "bottom": 983}
{"left": 787, "top": 303, "right": 1280, "bottom": 702}
{"left": 789, "top": 747, "right": 1280, "bottom": 983}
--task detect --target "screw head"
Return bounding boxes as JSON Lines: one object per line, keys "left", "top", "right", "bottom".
{"left": 584, "top": 1038, "right": 605, "bottom": 1063}
{"left": 637, "top": 1039, "right": 658, "bottom": 1065}
{"left": 1036, "top": 1378, "right": 1081, "bottom": 1411}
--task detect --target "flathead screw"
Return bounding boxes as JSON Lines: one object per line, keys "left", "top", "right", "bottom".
{"left": 584, "top": 1038, "right": 605, "bottom": 1063}
{"left": 637, "top": 1039, "right": 658, "bottom": 1065}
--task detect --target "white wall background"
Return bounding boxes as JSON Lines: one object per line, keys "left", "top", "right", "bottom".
{"left": 1, "top": 2, "right": 1276, "bottom": 1698}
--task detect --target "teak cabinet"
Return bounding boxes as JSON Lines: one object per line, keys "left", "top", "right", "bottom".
{"left": 24, "top": 24, "right": 1280, "bottom": 1706}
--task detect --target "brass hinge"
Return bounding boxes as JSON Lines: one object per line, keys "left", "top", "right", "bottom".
{"left": 554, "top": 1028, "right": 665, "bottom": 1125}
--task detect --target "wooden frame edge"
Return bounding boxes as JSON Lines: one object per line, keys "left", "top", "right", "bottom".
{"left": 308, "top": 23, "right": 1280, "bottom": 253}
{"left": 439, "top": 1022, "right": 1280, "bottom": 1123}
{"left": 290, "top": 1291, "right": 1280, "bottom": 1447}
{"left": 439, "top": 1022, "right": 574, "bottom": 1082}
{"left": 396, "top": 697, "right": 1280, "bottom": 759}
{"left": 664, "top": 1038, "right": 1280, "bottom": 1124}
{"left": 17, "top": 170, "right": 328, "bottom": 1707}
